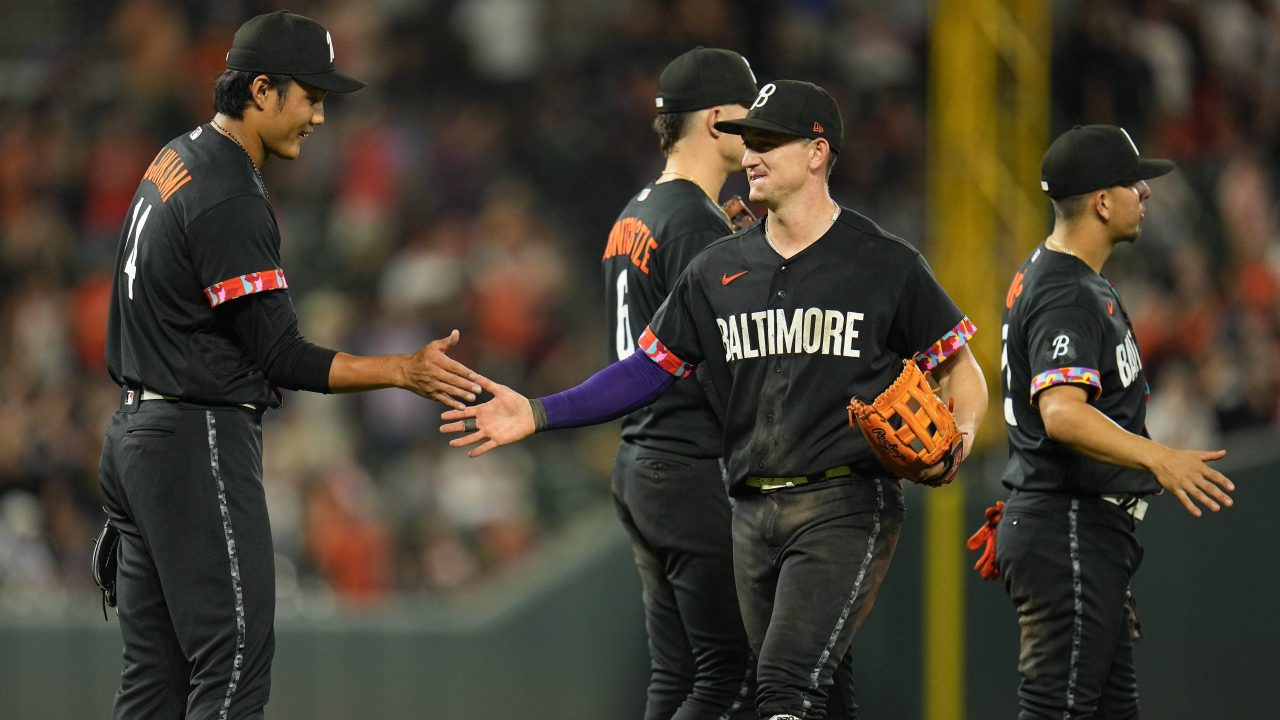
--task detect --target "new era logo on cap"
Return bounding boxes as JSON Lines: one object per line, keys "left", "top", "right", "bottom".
{"left": 714, "top": 80, "right": 844, "bottom": 154}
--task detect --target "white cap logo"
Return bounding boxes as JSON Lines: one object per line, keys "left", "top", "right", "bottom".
{"left": 1119, "top": 127, "right": 1140, "bottom": 156}
{"left": 326, "top": 31, "right": 334, "bottom": 63}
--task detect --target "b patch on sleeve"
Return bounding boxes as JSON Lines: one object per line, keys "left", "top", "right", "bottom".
{"left": 1040, "top": 329, "right": 1081, "bottom": 366}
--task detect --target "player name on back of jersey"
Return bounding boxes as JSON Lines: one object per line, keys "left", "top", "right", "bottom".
{"left": 602, "top": 217, "right": 658, "bottom": 275}
{"left": 141, "top": 147, "right": 192, "bottom": 203}
{"left": 717, "top": 308, "right": 864, "bottom": 362}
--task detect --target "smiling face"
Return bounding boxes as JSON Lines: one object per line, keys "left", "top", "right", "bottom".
{"left": 739, "top": 129, "right": 814, "bottom": 207}
{"left": 260, "top": 80, "right": 327, "bottom": 160}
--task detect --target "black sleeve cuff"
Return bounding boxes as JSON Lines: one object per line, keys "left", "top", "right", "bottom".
{"left": 529, "top": 398, "right": 548, "bottom": 432}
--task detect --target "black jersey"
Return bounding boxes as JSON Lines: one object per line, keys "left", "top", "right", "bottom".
{"left": 603, "top": 180, "right": 732, "bottom": 458}
{"left": 643, "top": 206, "right": 974, "bottom": 489}
{"left": 1000, "top": 244, "right": 1160, "bottom": 495}
{"left": 105, "top": 124, "right": 287, "bottom": 408}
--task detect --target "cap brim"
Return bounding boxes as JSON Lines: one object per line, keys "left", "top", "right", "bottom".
{"left": 1129, "top": 158, "right": 1175, "bottom": 182}
{"left": 294, "top": 71, "right": 366, "bottom": 93}
{"left": 714, "top": 117, "right": 807, "bottom": 138}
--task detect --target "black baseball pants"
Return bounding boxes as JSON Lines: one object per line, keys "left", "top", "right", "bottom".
{"left": 98, "top": 394, "right": 274, "bottom": 719}
{"left": 995, "top": 490, "right": 1144, "bottom": 720}
{"left": 732, "top": 475, "right": 905, "bottom": 719}
{"left": 612, "top": 442, "right": 756, "bottom": 720}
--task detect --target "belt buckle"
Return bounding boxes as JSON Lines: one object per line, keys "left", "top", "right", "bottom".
{"left": 757, "top": 480, "right": 797, "bottom": 493}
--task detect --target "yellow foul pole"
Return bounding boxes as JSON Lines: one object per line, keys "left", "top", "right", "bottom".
{"left": 924, "top": 1, "right": 1049, "bottom": 719}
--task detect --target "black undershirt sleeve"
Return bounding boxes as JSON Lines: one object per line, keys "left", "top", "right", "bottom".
{"left": 224, "top": 290, "right": 337, "bottom": 393}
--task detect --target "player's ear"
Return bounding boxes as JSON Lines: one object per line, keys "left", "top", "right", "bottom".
{"left": 1093, "top": 189, "right": 1112, "bottom": 222}
{"left": 810, "top": 139, "right": 829, "bottom": 171}
{"left": 705, "top": 107, "right": 723, "bottom": 138}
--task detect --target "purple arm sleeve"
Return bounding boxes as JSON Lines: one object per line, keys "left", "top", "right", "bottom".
{"left": 533, "top": 350, "right": 678, "bottom": 430}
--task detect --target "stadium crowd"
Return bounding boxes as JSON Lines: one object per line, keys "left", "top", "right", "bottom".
{"left": 1, "top": 0, "right": 1276, "bottom": 608}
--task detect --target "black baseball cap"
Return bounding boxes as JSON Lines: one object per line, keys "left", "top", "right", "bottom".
{"left": 1040, "top": 124, "right": 1173, "bottom": 197}
{"left": 713, "top": 80, "right": 844, "bottom": 153}
{"left": 225, "top": 11, "right": 366, "bottom": 93}
{"left": 656, "top": 48, "right": 758, "bottom": 114}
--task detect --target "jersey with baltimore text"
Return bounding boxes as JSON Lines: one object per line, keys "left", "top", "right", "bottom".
{"left": 643, "top": 207, "right": 975, "bottom": 490}
{"left": 1000, "top": 245, "right": 1159, "bottom": 495}
{"left": 603, "top": 180, "right": 733, "bottom": 457}
{"left": 105, "top": 124, "right": 286, "bottom": 408}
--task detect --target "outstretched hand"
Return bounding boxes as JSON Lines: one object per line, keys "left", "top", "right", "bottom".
{"left": 405, "top": 330, "right": 481, "bottom": 409}
{"left": 1152, "top": 448, "right": 1235, "bottom": 517}
{"left": 440, "top": 375, "right": 537, "bottom": 458}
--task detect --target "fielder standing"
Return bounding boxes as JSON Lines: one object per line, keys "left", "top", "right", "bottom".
{"left": 443, "top": 80, "right": 988, "bottom": 720}
{"left": 982, "top": 124, "right": 1236, "bottom": 719}
{"left": 603, "top": 47, "right": 758, "bottom": 720}
{"left": 97, "top": 11, "right": 480, "bottom": 718}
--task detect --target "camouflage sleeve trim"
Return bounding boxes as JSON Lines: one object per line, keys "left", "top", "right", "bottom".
{"left": 639, "top": 326, "right": 694, "bottom": 378}
{"left": 1030, "top": 367, "right": 1102, "bottom": 404}
{"left": 205, "top": 269, "right": 289, "bottom": 308}
{"left": 914, "top": 316, "right": 977, "bottom": 371}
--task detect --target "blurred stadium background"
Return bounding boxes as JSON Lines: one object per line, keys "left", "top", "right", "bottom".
{"left": 1, "top": 0, "right": 1277, "bottom": 718}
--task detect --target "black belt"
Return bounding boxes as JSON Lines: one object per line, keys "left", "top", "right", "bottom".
{"left": 745, "top": 465, "right": 853, "bottom": 492}
{"left": 120, "top": 387, "right": 259, "bottom": 413}
{"left": 1101, "top": 493, "right": 1149, "bottom": 523}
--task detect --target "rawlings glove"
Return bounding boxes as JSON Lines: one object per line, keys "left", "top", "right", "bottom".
{"left": 91, "top": 515, "right": 120, "bottom": 620}
{"left": 847, "top": 359, "right": 966, "bottom": 487}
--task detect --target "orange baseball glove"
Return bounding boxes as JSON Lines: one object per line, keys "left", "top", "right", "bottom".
{"left": 847, "top": 360, "right": 965, "bottom": 487}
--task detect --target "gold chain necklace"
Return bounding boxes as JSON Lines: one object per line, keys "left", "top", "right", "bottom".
{"left": 658, "top": 171, "right": 726, "bottom": 219}
{"left": 211, "top": 119, "right": 267, "bottom": 199}
{"left": 1045, "top": 237, "right": 1077, "bottom": 258}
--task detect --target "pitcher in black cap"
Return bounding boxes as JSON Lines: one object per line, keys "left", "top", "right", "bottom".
{"left": 439, "top": 79, "right": 989, "bottom": 720}
{"left": 96, "top": 11, "right": 481, "bottom": 718}
{"left": 973, "top": 124, "right": 1236, "bottom": 719}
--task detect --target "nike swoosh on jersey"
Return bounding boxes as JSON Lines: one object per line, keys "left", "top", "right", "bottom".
{"left": 721, "top": 270, "right": 749, "bottom": 285}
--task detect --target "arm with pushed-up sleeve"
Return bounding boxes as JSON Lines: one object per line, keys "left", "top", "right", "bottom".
{"left": 192, "top": 195, "right": 480, "bottom": 404}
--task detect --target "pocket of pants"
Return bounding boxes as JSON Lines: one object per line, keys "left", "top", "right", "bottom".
{"left": 636, "top": 455, "right": 692, "bottom": 474}
{"left": 125, "top": 423, "right": 176, "bottom": 438}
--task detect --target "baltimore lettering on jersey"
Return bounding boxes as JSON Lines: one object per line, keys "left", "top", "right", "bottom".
{"left": 603, "top": 216, "right": 658, "bottom": 275}
{"left": 643, "top": 314, "right": 978, "bottom": 370}
{"left": 717, "top": 308, "right": 867, "bottom": 361}
{"left": 714, "top": 310, "right": 977, "bottom": 366}
{"left": 141, "top": 148, "right": 192, "bottom": 203}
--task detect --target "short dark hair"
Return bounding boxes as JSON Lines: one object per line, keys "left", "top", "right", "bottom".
{"left": 1051, "top": 192, "right": 1092, "bottom": 221}
{"left": 212, "top": 69, "right": 294, "bottom": 119}
{"left": 653, "top": 111, "right": 695, "bottom": 156}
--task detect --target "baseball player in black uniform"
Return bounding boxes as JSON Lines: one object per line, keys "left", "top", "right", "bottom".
{"left": 992, "top": 125, "right": 1236, "bottom": 719}
{"left": 443, "top": 80, "right": 988, "bottom": 720}
{"left": 97, "top": 12, "right": 481, "bottom": 718}
{"left": 603, "top": 47, "right": 758, "bottom": 720}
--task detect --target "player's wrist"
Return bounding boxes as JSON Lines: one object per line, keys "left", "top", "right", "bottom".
{"left": 529, "top": 398, "right": 548, "bottom": 432}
